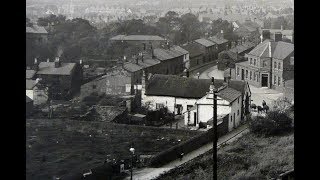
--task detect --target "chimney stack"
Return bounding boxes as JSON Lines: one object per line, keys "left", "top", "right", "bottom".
{"left": 33, "top": 58, "right": 39, "bottom": 71}
{"left": 281, "top": 25, "right": 283, "bottom": 31}
{"left": 47, "top": 58, "right": 50, "bottom": 62}
{"left": 54, "top": 57, "right": 61, "bottom": 68}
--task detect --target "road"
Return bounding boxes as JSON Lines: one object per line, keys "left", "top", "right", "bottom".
{"left": 125, "top": 124, "right": 249, "bottom": 180}
{"left": 192, "top": 65, "right": 224, "bottom": 80}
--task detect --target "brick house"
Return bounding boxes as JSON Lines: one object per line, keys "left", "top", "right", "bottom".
{"left": 181, "top": 42, "right": 205, "bottom": 69}
{"left": 235, "top": 40, "right": 294, "bottom": 91}
{"left": 34, "top": 57, "right": 83, "bottom": 100}
{"left": 194, "top": 38, "right": 218, "bottom": 63}
{"left": 141, "top": 74, "right": 251, "bottom": 120}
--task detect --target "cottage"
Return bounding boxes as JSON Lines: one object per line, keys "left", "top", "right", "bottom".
{"left": 185, "top": 84, "right": 243, "bottom": 131}
{"left": 141, "top": 74, "right": 251, "bottom": 120}
{"left": 235, "top": 40, "right": 294, "bottom": 91}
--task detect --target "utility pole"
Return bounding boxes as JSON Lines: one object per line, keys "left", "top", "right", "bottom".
{"left": 211, "top": 77, "right": 218, "bottom": 180}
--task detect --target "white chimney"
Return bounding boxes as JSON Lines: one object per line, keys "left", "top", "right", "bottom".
{"left": 47, "top": 58, "right": 50, "bottom": 62}
{"left": 221, "top": 30, "right": 224, "bottom": 34}
{"left": 268, "top": 41, "right": 272, "bottom": 57}
{"left": 34, "top": 58, "right": 38, "bottom": 64}
{"left": 79, "top": 59, "right": 83, "bottom": 65}
{"left": 54, "top": 57, "right": 61, "bottom": 68}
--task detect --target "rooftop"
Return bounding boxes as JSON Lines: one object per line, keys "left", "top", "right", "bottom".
{"left": 123, "top": 58, "right": 161, "bottom": 72}
{"left": 26, "top": 79, "right": 37, "bottom": 90}
{"left": 37, "top": 62, "right": 76, "bottom": 75}
{"left": 247, "top": 40, "right": 294, "bottom": 60}
{"left": 145, "top": 74, "right": 246, "bottom": 99}
{"left": 110, "top": 35, "right": 165, "bottom": 41}
{"left": 153, "top": 47, "right": 185, "bottom": 61}
{"left": 26, "top": 25, "right": 48, "bottom": 34}
{"left": 194, "top": 38, "right": 216, "bottom": 47}
{"left": 181, "top": 43, "right": 203, "bottom": 58}
{"left": 26, "top": 95, "right": 33, "bottom": 103}
{"left": 208, "top": 36, "right": 228, "bottom": 44}
{"left": 218, "top": 87, "right": 242, "bottom": 103}
{"left": 26, "top": 69, "right": 36, "bottom": 79}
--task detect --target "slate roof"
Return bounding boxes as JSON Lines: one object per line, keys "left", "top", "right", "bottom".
{"left": 247, "top": 40, "right": 294, "bottom": 60}
{"left": 26, "top": 79, "right": 37, "bottom": 90}
{"left": 194, "top": 38, "right": 216, "bottom": 47}
{"left": 208, "top": 36, "right": 228, "bottom": 44}
{"left": 123, "top": 58, "right": 161, "bottom": 72}
{"left": 153, "top": 48, "right": 184, "bottom": 61}
{"left": 262, "top": 29, "right": 293, "bottom": 36}
{"left": 145, "top": 74, "right": 246, "bottom": 99}
{"left": 37, "top": 62, "right": 76, "bottom": 75}
{"left": 26, "top": 25, "right": 48, "bottom": 34}
{"left": 181, "top": 43, "right": 203, "bottom": 58}
{"left": 26, "top": 70, "right": 36, "bottom": 79}
{"left": 229, "top": 42, "right": 255, "bottom": 54}
{"left": 26, "top": 95, "right": 33, "bottom": 103}
{"left": 218, "top": 87, "right": 242, "bottom": 103}
{"left": 110, "top": 35, "right": 165, "bottom": 41}
{"left": 171, "top": 45, "right": 189, "bottom": 55}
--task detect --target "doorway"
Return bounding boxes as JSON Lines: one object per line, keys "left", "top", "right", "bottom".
{"left": 261, "top": 74, "right": 268, "bottom": 87}
{"left": 176, "top": 104, "right": 183, "bottom": 115}
{"left": 241, "top": 69, "right": 244, "bottom": 80}
{"left": 194, "top": 112, "right": 197, "bottom": 126}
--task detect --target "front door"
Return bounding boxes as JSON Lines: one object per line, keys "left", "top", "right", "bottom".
{"left": 194, "top": 112, "right": 197, "bottom": 126}
{"left": 176, "top": 104, "right": 182, "bottom": 115}
{"left": 241, "top": 69, "right": 244, "bottom": 80}
{"left": 261, "top": 74, "right": 268, "bottom": 87}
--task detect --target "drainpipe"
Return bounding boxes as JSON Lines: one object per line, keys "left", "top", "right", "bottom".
{"left": 268, "top": 41, "right": 272, "bottom": 88}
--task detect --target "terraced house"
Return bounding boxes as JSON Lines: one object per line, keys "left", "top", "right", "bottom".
{"left": 235, "top": 39, "right": 294, "bottom": 91}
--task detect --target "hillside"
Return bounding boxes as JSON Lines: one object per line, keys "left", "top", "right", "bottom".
{"left": 26, "top": 119, "right": 201, "bottom": 179}
{"left": 156, "top": 132, "right": 294, "bottom": 179}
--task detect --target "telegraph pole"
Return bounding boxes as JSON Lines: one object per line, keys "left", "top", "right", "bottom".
{"left": 211, "top": 77, "right": 218, "bottom": 180}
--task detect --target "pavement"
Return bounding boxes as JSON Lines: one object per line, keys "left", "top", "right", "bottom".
{"left": 249, "top": 85, "right": 283, "bottom": 107}
{"left": 192, "top": 65, "right": 224, "bottom": 80}
{"left": 125, "top": 124, "right": 249, "bottom": 180}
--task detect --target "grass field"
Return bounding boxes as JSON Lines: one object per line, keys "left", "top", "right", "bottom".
{"left": 26, "top": 119, "right": 201, "bottom": 180}
{"left": 155, "top": 132, "right": 294, "bottom": 180}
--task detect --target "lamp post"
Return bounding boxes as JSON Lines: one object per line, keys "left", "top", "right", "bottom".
{"left": 211, "top": 77, "right": 218, "bottom": 180}
{"left": 129, "top": 147, "right": 135, "bottom": 180}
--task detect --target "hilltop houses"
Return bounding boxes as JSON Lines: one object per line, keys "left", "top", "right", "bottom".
{"left": 235, "top": 39, "right": 294, "bottom": 91}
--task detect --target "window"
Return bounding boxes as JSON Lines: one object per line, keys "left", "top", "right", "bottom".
{"left": 274, "top": 62, "right": 277, "bottom": 69}
{"left": 156, "top": 103, "right": 164, "bottom": 109}
{"left": 250, "top": 71, "right": 252, "bottom": 80}
{"left": 237, "top": 110, "right": 239, "bottom": 116}
{"left": 254, "top": 59, "right": 256, "bottom": 66}
{"left": 250, "top": 58, "right": 252, "bottom": 65}
{"left": 187, "top": 105, "right": 193, "bottom": 111}
{"left": 237, "top": 67, "right": 239, "bottom": 76}
{"left": 246, "top": 70, "right": 248, "bottom": 78}
{"left": 234, "top": 113, "right": 236, "bottom": 120}
{"left": 278, "top": 77, "right": 281, "bottom": 86}
{"left": 253, "top": 72, "right": 256, "bottom": 80}
{"left": 238, "top": 98, "right": 239, "bottom": 104}
{"left": 231, "top": 115, "right": 232, "bottom": 122}
{"left": 263, "top": 61, "right": 267, "bottom": 67}
{"left": 274, "top": 75, "right": 277, "bottom": 85}
{"left": 257, "top": 74, "right": 260, "bottom": 82}
{"left": 278, "top": 62, "right": 281, "bottom": 70}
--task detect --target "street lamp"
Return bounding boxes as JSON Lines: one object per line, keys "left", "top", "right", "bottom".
{"left": 129, "top": 147, "right": 135, "bottom": 180}
{"left": 211, "top": 77, "right": 218, "bottom": 180}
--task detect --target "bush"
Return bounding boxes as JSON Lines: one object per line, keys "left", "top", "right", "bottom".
{"left": 199, "top": 122, "right": 207, "bottom": 129}
{"left": 249, "top": 110, "right": 293, "bottom": 136}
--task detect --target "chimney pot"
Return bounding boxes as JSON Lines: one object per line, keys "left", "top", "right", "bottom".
{"left": 47, "top": 58, "right": 50, "bottom": 62}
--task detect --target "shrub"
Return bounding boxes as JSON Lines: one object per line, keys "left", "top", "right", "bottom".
{"left": 199, "top": 122, "right": 207, "bottom": 129}
{"left": 249, "top": 110, "right": 293, "bottom": 136}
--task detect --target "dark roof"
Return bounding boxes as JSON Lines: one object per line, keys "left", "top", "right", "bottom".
{"left": 123, "top": 57, "right": 160, "bottom": 72}
{"left": 208, "top": 36, "right": 228, "bottom": 44}
{"left": 171, "top": 45, "right": 189, "bottom": 55}
{"left": 26, "top": 79, "right": 37, "bottom": 90}
{"left": 247, "top": 40, "right": 294, "bottom": 60}
{"left": 145, "top": 74, "right": 246, "bottom": 99}
{"left": 26, "top": 25, "right": 48, "bottom": 34}
{"left": 181, "top": 43, "right": 203, "bottom": 58}
{"left": 26, "top": 70, "right": 36, "bottom": 79}
{"left": 194, "top": 38, "right": 216, "bottom": 47}
{"left": 26, "top": 95, "right": 33, "bottom": 103}
{"left": 37, "top": 62, "right": 76, "bottom": 75}
{"left": 218, "top": 87, "right": 242, "bottom": 102}
{"left": 153, "top": 48, "right": 184, "bottom": 61}
{"left": 110, "top": 35, "right": 165, "bottom": 41}
{"left": 229, "top": 42, "right": 255, "bottom": 54}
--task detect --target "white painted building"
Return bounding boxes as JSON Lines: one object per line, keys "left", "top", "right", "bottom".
{"left": 141, "top": 73, "right": 250, "bottom": 125}
{"left": 184, "top": 85, "right": 242, "bottom": 131}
